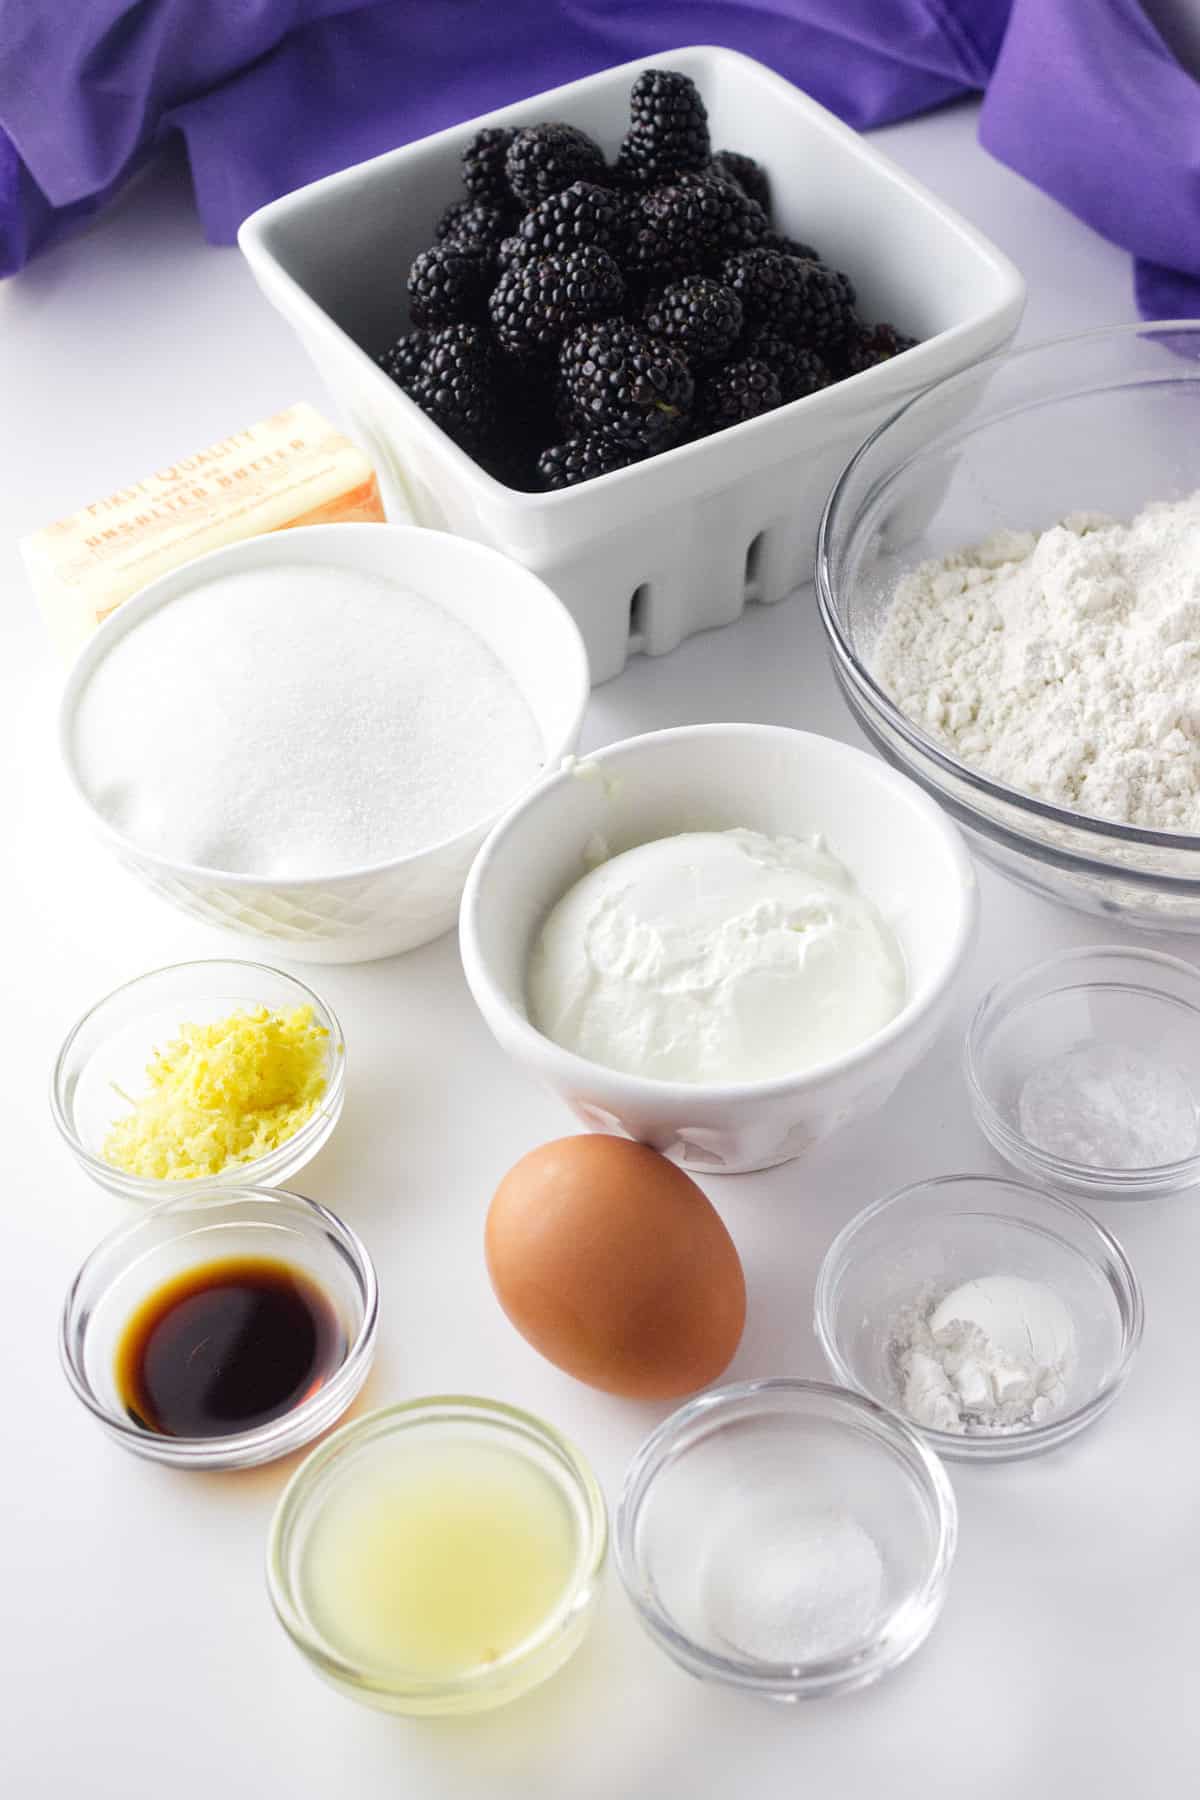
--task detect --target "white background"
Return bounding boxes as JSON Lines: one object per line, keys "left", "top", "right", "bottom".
{"left": 4, "top": 99, "right": 1199, "bottom": 1798}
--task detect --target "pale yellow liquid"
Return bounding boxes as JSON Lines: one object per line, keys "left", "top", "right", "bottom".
{"left": 302, "top": 1439, "right": 579, "bottom": 1679}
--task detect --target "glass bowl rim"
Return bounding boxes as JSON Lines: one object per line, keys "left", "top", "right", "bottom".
{"left": 964, "top": 944, "right": 1200, "bottom": 1188}
{"left": 265, "top": 1394, "right": 609, "bottom": 1703}
{"left": 613, "top": 1376, "right": 958, "bottom": 1697}
{"left": 49, "top": 957, "right": 347, "bottom": 1200}
{"left": 813, "top": 1173, "right": 1145, "bottom": 1457}
{"left": 59, "top": 1182, "right": 378, "bottom": 1466}
{"left": 815, "top": 318, "right": 1200, "bottom": 855}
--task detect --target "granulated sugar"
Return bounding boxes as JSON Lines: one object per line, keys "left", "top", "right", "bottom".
{"left": 72, "top": 566, "right": 545, "bottom": 877}
{"left": 703, "top": 1508, "right": 884, "bottom": 1663}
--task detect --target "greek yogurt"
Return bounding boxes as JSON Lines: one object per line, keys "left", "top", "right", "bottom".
{"left": 527, "top": 828, "right": 905, "bottom": 1084}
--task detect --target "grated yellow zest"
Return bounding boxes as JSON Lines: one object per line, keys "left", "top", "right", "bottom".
{"left": 103, "top": 1004, "right": 333, "bottom": 1180}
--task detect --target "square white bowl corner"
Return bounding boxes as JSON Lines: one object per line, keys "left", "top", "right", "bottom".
{"left": 240, "top": 46, "right": 1025, "bottom": 683}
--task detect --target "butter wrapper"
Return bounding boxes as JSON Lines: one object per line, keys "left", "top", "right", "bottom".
{"left": 23, "top": 402, "right": 385, "bottom": 661}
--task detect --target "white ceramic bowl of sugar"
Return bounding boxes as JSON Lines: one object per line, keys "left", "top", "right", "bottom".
{"left": 59, "top": 524, "right": 589, "bottom": 963}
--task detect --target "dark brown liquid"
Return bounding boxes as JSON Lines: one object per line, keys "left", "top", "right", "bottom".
{"left": 115, "top": 1256, "right": 346, "bottom": 1439}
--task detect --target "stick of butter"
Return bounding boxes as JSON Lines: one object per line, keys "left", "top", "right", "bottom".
{"left": 22, "top": 402, "right": 385, "bottom": 661}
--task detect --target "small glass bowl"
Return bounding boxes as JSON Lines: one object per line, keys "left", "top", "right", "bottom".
{"left": 60, "top": 1185, "right": 378, "bottom": 1469}
{"left": 966, "top": 946, "right": 1200, "bottom": 1201}
{"left": 814, "top": 1175, "right": 1143, "bottom": 1462}
{"left": 267, "top": 1397, "right": 608, "bottom": 1715}
{"left": 614, "top": 1379, "right": 956, "bottom": 1702}
{"left": 50, "top": 959, "right": 346, "bottom": 1202}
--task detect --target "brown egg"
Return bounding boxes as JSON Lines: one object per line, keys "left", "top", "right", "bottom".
{"left": 485, "top": 1135, "right": 746, "bottom": 1399}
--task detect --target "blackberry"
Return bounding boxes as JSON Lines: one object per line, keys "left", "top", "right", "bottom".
{"left": 644, "top": 277, "right": 743, "bottom": 366}
{"left": 618, "top": 69, "right": 710, "bottom": 186}
{"left": 407, "top": 244, "right": 492, "bottom": 328}
{"left": 505, "top": 123, "right": 606, "bottom": 209}
{"left": 742, "top": 327, "right": 830, "bottom": 401}
{"left": 496, "top": 233, "right": 526, "bottom": 272}
{"left": 409, "top": 324, "right": 499, "bottom": 453}
{"left": 435, "top": 198, "right": 514, "bottom": 256}
{"left": 462, "top": 126, "right": 518, "bottom": 202}
{"left": 719, "top": 249, "right": 855, "bottom": 352}
{"left": 537, "top": 433, "right": 641, "bottom": 490}
{"left": 560, "top": 321, "right": 693, "bottom": 447}
{"left": 844, "top": 321, "right": 918, "bottom": 374}
{"left": 377, "top": 329, "right": 430, "bottom": 391}
{"left": 488, "top": 246, "right": 625, "bottom": 357}
{"left": 627, "top": 173, "right": 764, "bottom": 274}
{"left": 718, "top": 247, "right": 809, "bottom": 332}
{"left": 824, "top": 262, "right": 857, "bottom": 311}
{"left": 697, "top": 356, "right": 782, "bottom": 430}
{"left": 710, "top": 150, "right": 770, "bottom": 213}
{"left": 759, "top": 229, "right": 820, "bottom": 262}
{"left": 788, "top": 259, "right": 858, "bottom": 354}
{"left": 513, "top": 182, "right": 626, "bottom": 262}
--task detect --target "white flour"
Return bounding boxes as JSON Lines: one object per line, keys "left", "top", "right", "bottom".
{"left": 73, "top": 566, "right": 544, "bottom": 877}
{"left": 871, "top": 493, "right": 1200, "bottom": 832}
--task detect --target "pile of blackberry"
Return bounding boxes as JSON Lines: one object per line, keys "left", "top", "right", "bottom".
{"left": 377, "top": 70, "right": 917, "bottom": 491}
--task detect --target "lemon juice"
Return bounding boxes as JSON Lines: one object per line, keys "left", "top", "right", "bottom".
{"left": 301, "top": 1437, "right": 580, "bottom": 1679}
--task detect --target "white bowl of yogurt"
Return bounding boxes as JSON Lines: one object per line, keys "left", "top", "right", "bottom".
{"left": 460, "top": 722, "right": 977, "bottom": 1172}
{"left": 59, "top": 524, "right": 589, "bottom": 963}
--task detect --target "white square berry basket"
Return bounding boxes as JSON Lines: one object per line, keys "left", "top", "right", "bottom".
{"left": 239, "top": 45, "right": 1024, "bottom": 684}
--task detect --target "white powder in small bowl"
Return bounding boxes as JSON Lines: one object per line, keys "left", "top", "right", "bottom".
{"left": 72, "top": 565, "right": 545, "bottom": 878}
{"left": 702, "top": 1507, "right": 885, "bottom": 1665}
{"left": 1017, "top": 1041, "right": 1198, "bottom": 1169}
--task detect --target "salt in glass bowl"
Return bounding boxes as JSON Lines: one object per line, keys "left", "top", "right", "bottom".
{"left": 266, "top": 1397, "right": 608, "bottom": 1715}
{"left": 60, "top": 1185, "right": 378, "bottom": 1469}
{"left": 814, "top": 1175, "right": 1143, "bottom": 1462}
{"left": 965, "top": 946, "right": 1200, "bottom": 1201}
{"left": 50, "top": 958, "right": 346, "bottom": 1203}
{"left": 614, "top": 1378, "right": 956, "bottom": 1701}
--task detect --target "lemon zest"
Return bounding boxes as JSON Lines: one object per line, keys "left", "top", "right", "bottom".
{"left": 103, "top": 1004, "right": 332, "bottom": 1180}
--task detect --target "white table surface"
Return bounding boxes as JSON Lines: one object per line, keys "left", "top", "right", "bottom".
{"left": 5, "top": 99, "right": 1198, "bottom": 1800}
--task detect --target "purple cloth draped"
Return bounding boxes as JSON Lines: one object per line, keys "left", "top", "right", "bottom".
{"left": 1, "top": 0, "right": 1196, "bottom": 316}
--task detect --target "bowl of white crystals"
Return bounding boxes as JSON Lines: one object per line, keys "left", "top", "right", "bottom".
{"left": 615, "top": 1379, "right": 957, "bottom": 1700}
{"left": 59, "top": 524, "right": 589, "bottom": 962}
{"left": 815, "top": 1175, "right": 1144, "bottom": 1461}
{"left": 966, "top": 945, "right": 1200, "bottom": 1202}
{"left": 461, "top": 722, "right": 976, "bottom": 1173}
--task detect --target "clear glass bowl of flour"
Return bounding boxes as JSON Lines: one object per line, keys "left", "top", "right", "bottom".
{"left": 815, "top": 1175, "right": 1143, "bottom": 1462}
{"left": 966, "top": 946, "right": 1200, "bottom": 1201}
{"left": 817, "top": 322, "right": 1200, "bottom": 932}
{"left": 615, "top": 1379, "right": 957, "bottom": 1701}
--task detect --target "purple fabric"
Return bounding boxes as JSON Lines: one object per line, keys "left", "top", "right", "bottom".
{"left": 1, "top": 0, "right": 1197, "bottom": 317}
